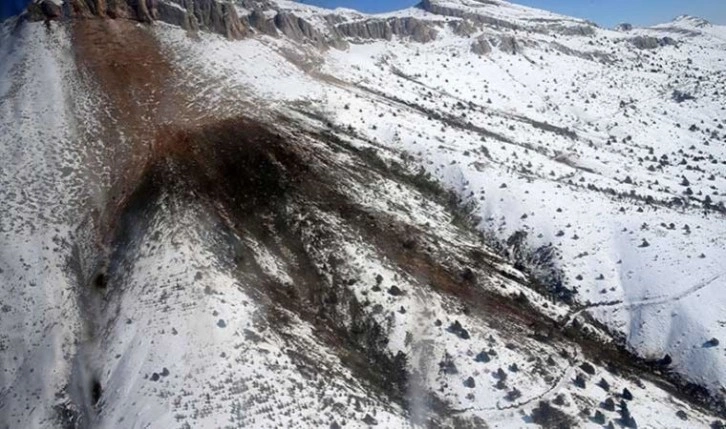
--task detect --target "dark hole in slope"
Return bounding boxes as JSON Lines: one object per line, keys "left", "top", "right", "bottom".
{"left": 93, "top": 272, "right": 107, "bottom": 289}
{"left": 91, "top": 378, "right": 102, "bottom": 405}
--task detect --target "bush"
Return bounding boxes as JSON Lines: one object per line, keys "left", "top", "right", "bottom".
{"left": 573, "top": 374, "right": 586, "bottom": 389}
{"left": 597, "top": 378, "right": 610, "bottom": 392}
{"left": 531, "top": 401, "right": 576, "bottom": 429}
{"left": 622, "top": 388, "right": 633, "bottom": 401}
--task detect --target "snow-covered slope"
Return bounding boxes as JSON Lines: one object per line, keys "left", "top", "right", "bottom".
{"left": 1, "top": 0, "right": 725, "bottom": 428}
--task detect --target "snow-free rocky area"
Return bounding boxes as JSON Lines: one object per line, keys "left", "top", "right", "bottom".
{"left": 1, "top": 0, "right": 726, "bottom": 428}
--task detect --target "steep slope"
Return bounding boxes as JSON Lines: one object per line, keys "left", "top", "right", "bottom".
{"left": 1, "top": 0, "right": 725, "bottom": 428}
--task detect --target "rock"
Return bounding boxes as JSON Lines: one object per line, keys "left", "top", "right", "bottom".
{"left": 464, "top": 376, "right": 476, "bottom": 388}
{"left": 47, "top": 0, "right": 248, "bottom": 39}
{"left": 622, "top": 387, "right": 633, "bottom": 401}
{"left": 630, "top": 35, "right": 678, "bottom": 50}
{"left": 447, "top": 320, "right": 470, "bottom": 339}
{"left": 419, "top": 0, "right": 519, "bottom": 31}
{"left": 573, "top": 374, "right": 586, "bottom": 388}
{"left": 156, "top": 1, "right": 197, "bottom": 31}
{"left": 449, "top": 19, "right": 477, "bottom": 37}
{"left": 498, "top": 36, "right": 520, "bottom": 54}
{"left": 27, "top": 0, "right": 62, "bottom": 21}
{"left": 335, "top": 17, "right": 438, "bottom": 43}
{"left": 387, "top": 285, "right": 403, "bottom": 296}
{"left": 439, "top": 353, "right": 458, "bottom": 374}
{"left": 274, "top": 12, "right": 327, "bottom": 48}
{"left": 601, "top": 397, "right": 615, "bottom": 411}
{"left": 470, "top": 36, "right": 492, "bottom": 55}
{"left": 704, "top": 337, "right": 720, "bottom": 347}
{"left": 579, "top": 361, "right": 595, "bottom": 375}
{"left": 475, "top": 351, "right": 490, "bottom": 363}
{"left": 494, "top": 368, "right": 507, "bottom": 381}
{"left": 362, "top": 414, "right": 378, "bottom": 425}
{"left": 616, "top": 23, "right": 633, "bottom": 31}
{"left": 185, "top": 0, "right": 248, "bottom": 39}
{"left": 597, "top": 378, "right": 610, "bottom": 392}
{"left": 461, "top": 268, "right": 476, "bottom": 282}
{"left": 548, "top": 24, "right": 596, "bottom": 36}
{"left": 657, "top": 354, "right": 672, "bottom": 367}
{"left": 248, "top": 9, "right": 278, "bottom": 36}
{"left": 506, "top": 388, "right": 522, "bottom": 401}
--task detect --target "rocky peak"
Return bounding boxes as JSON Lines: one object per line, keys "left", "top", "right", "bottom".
{"left": 672, "top": 14, "right": 711, "bottom": 28}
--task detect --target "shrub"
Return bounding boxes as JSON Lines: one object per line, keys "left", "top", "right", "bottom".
{"left": 531, "top": 401, "right": 576, "bottom": 429}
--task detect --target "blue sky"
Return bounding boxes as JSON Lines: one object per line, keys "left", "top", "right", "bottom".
{"left": 1, "top": 0, "right": 32, "bottom": 20}
{"left": 301, "top": 0, "right": 726, "bottom": 27}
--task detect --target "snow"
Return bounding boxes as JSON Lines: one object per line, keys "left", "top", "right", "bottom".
{"left": 2, "top": 0, "right": 726, "bottom": 426}
{"left": 157, "top": 4, "right": 726, "bottom": 395}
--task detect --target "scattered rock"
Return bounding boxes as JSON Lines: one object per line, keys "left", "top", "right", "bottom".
{"left": 388, "top": 285, "right": 403, "bottom": 296}
{"left": 622, "top": 388, "right": 633, "bottom": 401}
{"left": 362, "top": 413, "right": 378, "bottom": 425}
{"left": 464, "top": 376, "right": 476, "bottom": 388}
{"left": 704, "top": 337, "right": 720, "bottom": 348}
{"left": 475, "top": 351, "right": 491, "bottom": 363}
{"left": 447, "top": 321, "right": 470, "bottom": 339}
{"left": 579, "top": 362, "right": 595, "bottom": 375}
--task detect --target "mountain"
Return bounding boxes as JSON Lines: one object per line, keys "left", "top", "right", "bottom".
{"left": 1, "top": 0, "right": 725, "bottom": 428}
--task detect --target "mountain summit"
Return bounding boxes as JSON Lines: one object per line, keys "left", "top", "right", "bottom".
{"left": 1, "top": 1, "right": 725, "bottom": 428}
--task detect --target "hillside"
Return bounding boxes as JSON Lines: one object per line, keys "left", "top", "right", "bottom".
{"left": 1, "top": 0, "right": 725, "bottom": 428}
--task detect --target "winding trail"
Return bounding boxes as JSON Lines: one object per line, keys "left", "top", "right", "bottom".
{"left": 565, "top": 273, "right": 724, "bottom": 326}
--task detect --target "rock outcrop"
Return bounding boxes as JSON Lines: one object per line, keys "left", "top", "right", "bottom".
{"left": 498, "top": 35, "right": 520, "bottom": 54}
{"left": 164, "top": 0, "right": 248, "bottom": 39}
{"left": 248, "top": 9, "right": 277, "bottom": 36}
{"left": 470, "top": 36, "right": 492, "bottom": 55}
{"left": 630, "top": 35, "right": 678, "bottom": 49}
{"left": 335, "top": 17, "right": 438, "bottom": 43}
{"left": 546, "top": 23, "right": 595, "bottom": 36}
{"left": 27, "top": 0, "right": 248, "bottom": 39}
{"left": 449, "top": 19, "right": 477, "bottom": 37}
{"left": 419, "top": 0, "right": 519, "bottom": 31}
{"left": 616, "top": 23, "right": 633, "bottom": 32}
{"left": 272, "top": 11, "right": 346, "bottom": 49}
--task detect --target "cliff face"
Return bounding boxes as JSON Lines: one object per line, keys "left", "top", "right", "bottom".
{"left": 24, "top": 0, "right": 609, "bottom": 49}
{"left": 28, "top": 0, "right": 248, "bottom": 38}
{"left": 335, "top": 17, "right": 438, "bottom": 43}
